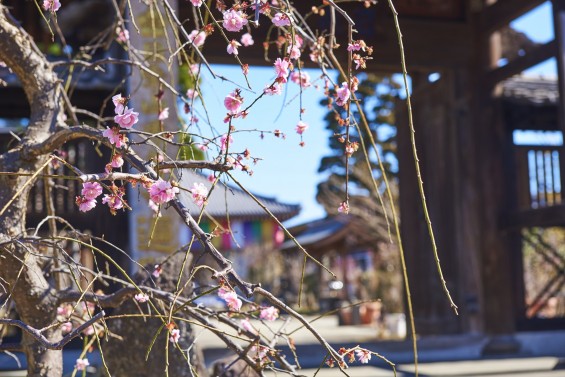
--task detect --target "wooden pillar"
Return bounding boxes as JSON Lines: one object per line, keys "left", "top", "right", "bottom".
{"left": 397, "top": 71, "right": 471, "bottom": 335}
{"left": 470, "top": 4, "right": 518, "bottom": 336}
{"left": 552, "top": 0, "right": 565, "bottom": 193}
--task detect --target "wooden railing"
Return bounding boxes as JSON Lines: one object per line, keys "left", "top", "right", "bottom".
{"left": 514, "top": 145, "right": 562, "bottom": 210}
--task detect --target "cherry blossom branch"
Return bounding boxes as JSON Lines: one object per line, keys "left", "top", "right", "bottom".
{"left": 254, "top": 287, "right": 344, "bottom": 366}
{"left": 0, "top": 311, "right": 105, "bottom": 351}
{"left": 79, "top": 172, "right": 148, "bottom": 182}
{"left": 58, "top": 288, "right": 137, "bottom": 308}
{"left": 325, "top": 0, "right": 356, "bottom": 25}
{"left": 118, "top": 149, "right": 260, "bottom": 297}
{"left": 160, "top": 0, "right": 215, "bottom": 78}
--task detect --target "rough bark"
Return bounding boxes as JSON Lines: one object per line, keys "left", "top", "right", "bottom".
{"left": 0, "top": 4, "right": 67, "bottom": 376}
{"left": 104, "top": 253, "right": 208, "bottom": 377}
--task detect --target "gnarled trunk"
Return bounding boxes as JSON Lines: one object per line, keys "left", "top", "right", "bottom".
{"left": 0, "top": 4, "right": 66, "bottom": 376}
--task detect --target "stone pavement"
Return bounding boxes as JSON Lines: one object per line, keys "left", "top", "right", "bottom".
{"left": 1, "top": 314, "right": 564, "bottom": 376}
{"left": 264, "top": 357, "right": 565, "bottom": 377}
{"left": 203, "top": 314, "right": 565, "bottom": 376}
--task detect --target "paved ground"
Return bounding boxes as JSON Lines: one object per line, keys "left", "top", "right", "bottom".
{"left": 2, "top": 314, "right": 564, "bottom": 376}
{"left": 264, "top": 359, "right": 565, "bottom": 377}
{"left": 203, "top": 315, "right": 565, "bottom": 376}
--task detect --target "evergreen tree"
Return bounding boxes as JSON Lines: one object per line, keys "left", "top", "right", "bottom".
{"left": 317, "top": 73, "right": 400, "bottom": 242}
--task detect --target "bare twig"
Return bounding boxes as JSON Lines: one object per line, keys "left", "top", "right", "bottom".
{"left": 0, "top": 311, "right": 105, "bottom": 350}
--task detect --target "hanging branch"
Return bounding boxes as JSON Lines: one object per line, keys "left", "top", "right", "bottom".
{"left": 0, "top": 311, "right": 105, "bottom": 351}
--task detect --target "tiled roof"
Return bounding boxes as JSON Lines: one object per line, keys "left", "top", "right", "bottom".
{"left": 501, "top": 76, "right": 558, "bottom": 106}
{"left": 280, "top": 216, "right": 349, "bottom": 250}
{"left": 177, "top": 170, "right": 300, "bottom": 221}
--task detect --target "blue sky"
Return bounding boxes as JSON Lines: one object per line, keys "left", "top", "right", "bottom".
{"left": 197, "top": 65, "right": 332, "bottom": 226}
{"left": 512, "top": 1, "right": 556, "bottom": 76}
{"left": 196, "top": 2, "right": 556, "bottom": 227}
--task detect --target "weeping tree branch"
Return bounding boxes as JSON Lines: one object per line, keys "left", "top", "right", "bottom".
{"left": 0, "top": 311, "right": 105, "bottom": 351}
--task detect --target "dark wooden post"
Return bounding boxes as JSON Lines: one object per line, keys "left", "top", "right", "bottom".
{"left": 471, "top": 2, "right": 519, "bottom": 341}
{"left": 552, "top": 0, "right": 565, "bottom": 194}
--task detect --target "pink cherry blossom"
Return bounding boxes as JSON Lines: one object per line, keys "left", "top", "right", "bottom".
{"left": 241, "top": 33, "right": 254, "bottom": 46}
{"left": 57, "top": 305, "right": 72, "bottom": 317}
{"left": 103, "top": 127, "right": 126, "bottom": 148}
{"left": 117, "top": 28, "right": 129, "bottom": 43}
{"left": 112, "top": 93, "right": 126, "bottom": 115}
{"left": 251, "top": 345, "right": 269, "bottom": 360}
{"left": 152, "top": 264, "right": 162, "bottom": 278}
{"left": 198, "top": 143, "right": 209, "bottom": 152}
{"left": 338, "top": 201, "right": 349, "bottom": 214}
{"left": 43, "top": 0, "right": 61, "bottom": 12}
{"left": 75, "top": 358, "right": 89, "bottom": 371}
{"left": 223, "top": 291, "right": 242, "bottom": 311}
{"left": 102, "top": 194, "right": 124, "bottom": 211}
{"left": 355, "top": 349, "right": 371, "bottom": 364}
{"left": 287, "top": 45, "right": 301, "bottom": 60}
{"left": 264, "top": 83, "right": 282, "bottom": 96}
{"left": 114, "top": 107, "right": 139, "bottom": 129}
{"left": 274, "top": 58, "right": 290, "bottom": 82}
{"left": 207, "top": 174, "right": 215, "bottom": 183}
{"left": 111, "top": 153, "right": 124, "bottom": 168}
{"left": 189, "top": 64, "right": 200, "bottom": 75}
{"left": 186, "top": 89, "right": 198, "bottom": 101}
{"left": 335, "top": 82, "right": 351, "bottom": 107}
{"left": 290, "top": 71, "right": 311, "bottom": 88}
{"left": 158, "top": 107, "right": 169, "bottom": 121}
{"left": 227, "top": 40, "right": 241, "bottom": 55}
{"left": 217, "top": 286, "right": 230, "bottom": 299}
{"left": 293, "top": 34, "right": 304, "bottom": 48}
{"left": 224, "top": 91, "right": 243, "bottom": 114}
{"left": 272, "top": 12, "right": 291, "bottom": 27}
{"left": 260, "top": 306, "right": 279, "bottom": 321}
{"left": 220, "top": 134, "right": 233, "bottom": 151}
{"left": 351, "top": 78, "right": 359, "bottom": 93}
{"left": 76, "top": 196, "right": 96, "bottom": 212}
{"left": 169, "top": 328, "right": 180, "bottom": 343}
{"left": 148, "top": 199, "right": 162, "bottom": 217}
{"left": 347, "top": 40, "right": 367, "bottom": 52}
{"left": 81, "top": 182, "right": 103, "bottom": 200}
{"left": 191, "top": 182, "right": 208, "bottom": 207}
{"left": 347, "top": 42, "right": 362, "bottom": 52}
{"left": 187, "top": 29, "right": 206, "bottom": 48}
{"left": 134, "top": 293, "right": 149, "bottom": 303}
{"left": 295, "top": 121, "right": 308, "bottom": 135}
{"left": 241, "top": 318, "right": 255, "bottom": 333}
{"left": 223, "top": 9, "right": 248, "bottom": 32}
{"left": 190, "top": 0, "right": 203, "bottom": 6}
{"left": 61, "top": 322, "right": 72, "bottom": 334}
{"left": 149, "top": 179, "right": 179, "bottom": 204}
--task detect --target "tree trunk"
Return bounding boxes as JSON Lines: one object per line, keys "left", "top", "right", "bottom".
{"left": 104, "top": 253, "right": 209, "bottom": 377}
{"left": 0, "top": 4, "right": 67, "bottom": 376}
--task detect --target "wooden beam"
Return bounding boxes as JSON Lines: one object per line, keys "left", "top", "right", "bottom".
{"left": 481, "top": 0, "right": 546, "bottom": 34}
{"left": 502, "top": 205, "right": 565, "bottom": 229}
{"left": 484, "top": 40, "right": 556, "bottom": 87}
{"left": 198, "top": 12, "right": 471, "bottom": 71}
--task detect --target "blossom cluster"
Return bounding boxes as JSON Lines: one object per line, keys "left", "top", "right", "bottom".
{"left": 218, "top": 286, "right": 242, "bottom": 312}
{"left": 102, "top": 93, "right": 139, "bottom": 150}
{"left": 42, "top": 0, "right": 61, "bottom": 13}
{"left": 325, "top": 347, "right": 372, "bottom": 368}
{"left": 57, "top": 301, "right": 101, "bottom": 339}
